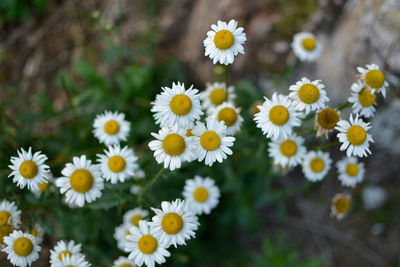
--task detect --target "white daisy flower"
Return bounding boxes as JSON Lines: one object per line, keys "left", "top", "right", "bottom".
{"left": 254, "top": 93, "right": 301, "bottom": 140}
{"left": 2, "top": 230, "right": 40, "bottom": 267}
{"left": 357, "top": 63, "right": 389, "bottom": 97}
{"left": 211, "top": 102, "right": 243, "bottom": 135}
{"left": 348, "top": 81, "right": 377, "bottom": 118}
{"left": 289, "top": 78, "right": 329, "bottom": 114}
{"left": 56, "top": 155, "right": 104, "bottom": 207}
{"left": 56, "top": 254, "right": 91, "bottom": 267}
{"left": 123, "top": 208, "right": 149, "bottom": 228}
{"left": 182, "top": 176, "right": 220, "bottom": 215}
{"left": 192, "top": 117, "right": 235, "bottom": 166}
{"left": 330, "top": 193, "right": 351, "bottom": 220}
{"left": 113, "top": 256, "right": 135, "bottom": 267}
{"left": 149, "top": 199, "right": 199, "bottom": 248}
{"left": 151, "top": 82, "right": 203, "bottom": 128}
{"left": 97, "top": 145, "right": 139, "bottom": 184}
{"left": 148, "top": 125, "right": 196, "bottom": 170}
{"left": 336, "top": 157, "right": 365, "bottom": 188}
{"left": 203, "top": 19, "right": 246, "bottom": 65}
{"left": 31, "top": 171, "right": 55, "bottom": 197}
{"left": 302, "top": 150, "right": 332, "bottom": 182}
{"left": 30, "top": 223, "right": 44, "bottom": 245}
{"left": 49, "top": 240, "right": 82, "bottom": 265}
{"left": 0, "top": 200, "right": 21, "bottom": 227}
{"left": 93, "top": 111, "right": 131, "bottom": 145}
{"left": 1, "top": 224, "right": 15, "bottom": 246}
{"left": 125, "top": 220, "right": 171, "bottom": 267}
{"left": 335, "top": 114, "right": 374, "bottom": 158}
{"left": 268, "top": 134, "right": 306, "bottom": 168}
{"left": 291, "top": 32, "right": 323, "bottom": 62}
{"left": 362, "top": 186, "right": 387, "bottom": 211}
{"left": 200, "top": 82, "right": 235, "bottom": 113}
{"left": 314, "top": 107, "right": 340, "bottom": 138}
{"left": 8, "top": 147, "right": 50, "bottom": 191}
{"left": 114, "top": 223, "right": 132, "bottom": 251}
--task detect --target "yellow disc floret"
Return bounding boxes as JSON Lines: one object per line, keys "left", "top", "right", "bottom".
{"left": 269, "top": 105, "right": 289, "bottom": 126}
{"left": 58, "top": 251, "right": 72, "bottom": 261}
{"left": 161, "top": 213, "right": 184, "bottom": 235}
{"left": 0, "top": 224, "right": 13, "bottom": 244}
{"left": 217, "top": 107, "right": 238, "bottom": 126}
{"left": 365, "top": 69, "right": 385, "bottom": 89}
{"left": 334, "top": 197, "right": 351, "bottom": 214}
{"left": 280, "top": 140, "right": 298, "bottom": 157}
{"left": 214, "top": 30, "right": 235, "bottom": 50}
{"left": 108, "top": 156, "right": 126, "bottom": 173}
{"left": 200, "top": 131, "right": 221, "bottom": 151}
{"left": 346, "top": 163, "right": 359, "bottom": 177}
{"left": 298, "top": 84, "right": 320, "bottom": 104}
{"left": 70, "top": 169, "right": 94, "bottom": 193}
{"left": 210, "top": 89, "right": 227, "bottom": 105}
{"left": 104, "top": 120, "right": 120, "bottom": 135}
{"left": 38, "top": 181, "right": 49, "bottom": 192}
{"left": 317, "top": 108, "right": 339, "bottom": 130}
{"left": 0, "top": 211, "right": 11, "bottom": 226}
{"left": 131, "top": 215, "right": 143, "bottom": 227}
{"left": 193, "top": 187, "right": 209, "bottom": 203}
{"left": 138, "top": 234, "right": 157, "bottom": 254}
{"left": 347, "top": 125, "right": 367, "bottom": 146}
{"left": 170, "top": 94, "right": 192, "bottom": 116}
{"left": 19, "top": 160, "right": 38, "bottom": 179}
{"left": 30, "top": 228, "right": 38, "bottom": 237}
{"left": 120, "top": 264, "right": 133, "bottom": 267}
{"left": 13, "top": 237, "right": 34, "bottom": 257}
{"left": 162, "top": 134, "right": 186, "bottom": 156}
{"left": 186, "top": 129, "right": 195, "bottom": 137}
{"left": 358, "top": 89, "right": 376, "bottom": 107}
{"left": 302, "top": 37, "right": 316, "bottom": 51}
{"left": 310, "top": 158, "right": 325, "bottom": 173}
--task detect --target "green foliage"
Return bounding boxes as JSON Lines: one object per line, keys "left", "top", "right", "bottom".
{"left": 0, "top": 0, "right": 47, "bottom": 25}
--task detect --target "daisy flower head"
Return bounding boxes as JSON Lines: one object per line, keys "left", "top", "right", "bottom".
{"left": 192, "top": 117, "right": 235, "bottom": 166}
{"left": 114, "top": 223, "right": 132, "bottom": 251}
{"left": 302, "top": 150, "right": 332, "bottom": 182}
{"left": 335, "top": 114, "right": 374, "bottom": 158}
{"left": 330, "top": 193, "right": 351, "bottom": 220}
{"left": 125, "top": 220, "right": 171, "bottom": 267}
{"left": 348, "top": 80, "right": 377, "bottom": 118}
{"left": 30, "top": 223, "right": 44, "bottom": 245}
{"left": 211, "top": 102, "right": 243, "bottom": 135}
{"left": 150, "top": 199, "right": 199, "bottom": 248}
{"left": 113, "top": 256, "right": 135, "bottom": 267}
{"left": 254, "top": 93, "right": 301, "bottom": 140}
{"left": 93, "top": 111, "right": 131, "bottom": 146}
{"left": 57, "top": 254, "right": 91, "bottom": 267}
{"left": 32, "top": 171, "right": 54, "bottom": 197}
{"left": 49, "top": 240, "right": 82, "bottom": 265}
{"left": 0, "top": 200, "right": 21, "bottom": 227}
{"left": 183, "top": 176, "right": 220, "bottom": 215}
{"left": 123, "top": 208, "right": 149, "bottom": 228}
{"left": 56, "top": 155, "right": 104, "bottom": 207}
{"left": 97, "top": 145, "right": 139, "bottom": 184}
{"left": 268, "top": 134, "right": 306, "bottom": 168}
{"left": 336, "top": 157, "right": 365, "bottom": 188}
{"left": 357, "top": 63, "right": 389, "bottom": 97}
{"left": 203, "top": 19, "right": 246, "bottom": 65}
{"left": 148, "top": 125, "right": 196, "bottom": 171}
{"left": 362, "top": 186, "right": 387, "bottom": 211}
{"left": 291, "top": 32, "right": 323, "bottom": 62}
{"left": 8, "top": 147, "right": 50, "bottom": 191}
{"left": 0, "top": 224, "right": 14, "bottom": 246}
{"left": 151, "top": 82, "right": 203, "bottom": 128}
{"left": 200, "top": 82, "right": 235, "bottom": 113}
{"left": 314, "top": 107, "right": 340, "bottom": 138}
{"left": 289, "top": 78, "right": 328, "bottom": 114}
{"left": 2, "top": 230, "right": 40, "bottom": 267}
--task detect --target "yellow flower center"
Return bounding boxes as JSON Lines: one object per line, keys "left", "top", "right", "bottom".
{"left": 108, "top": 156, "right": 126, "bottom": 173}
{"left": 358, "top": 89, "right": 376, "bottom": 107}
{"left": 170, "top": 94, "right": 192, "bottom": 116}
{"left": 310, "top": 157, "right": 325, "bottom": 173}
{"left": 317, "top": 108, "right": 339, "bottom": 130}
{"left": 138, "top": 234, "right": 157, "bottom": 254}
{"left": 70, "top": 169, "right": 94, "bottom": 193}
{"left": 104, "top": 120, "right": 120, "bottom": 135}
{"left": 365, "top": 69, "right": 385, "bottom": 89}
{"left": 30, "top": 228, "right": 38, "bottom": 237}
{"left": 193, "top": 187, "right": 209, "bottom": 203}
{"left": 298, "top": 84, "right": 320, "bottom": 104}
{"left": 302, "top": 37, "right": 316, "bottom": 51}
{"left": 280, "top": 140, "right": 297, "bottom": 157}
{"left": 210, "top": 88, "right": 227, "bottom": 105}
{"left": 347, "top": 125, "right": 367, "bottom": 146}
{"left": 131, "top": 215, "right": 143, "bottom": 227}
{"left": 200, "top": 131, "right": 221, "bottom": 151}
{"left": 0, "top": 211, "right": 11, "bottom": 226}
{"left": 0, "top": 224, "right": 13, "bottom": 244}
{"left": 214, "top": 30, "right": 235, "bottom": 50}
{"left": 161, "top": 213, "right": 184, "bottom": 235}
{"left": 120, "top": 264, "right": 133, "bottom": 267}
{"left": 13, "top": 237, "right": 34, "bottom": 257}
{"left": 217, "top": 107, "right": 238, "bottom": 127}
{"left": 250, "top": 101, "right": 263, "bottom": 115}
{"left": 19, "top": 160, "right": 38, "bottom": 179}
{"left": 162, "top": 134, "right": 186, "bottom": 156}
{"left": 269, "top": 105, "right": 289, "bottom": 126}
{"left": 334, "top": 197, "right": 351, "bottom": 214}
{"left": 186, "top": 129, "right": 195, "bottom": 137}
{"left": 58, "top": 250, "right": 72, "bottom": 261}
{"left": 346, "top": 163, "right": 359, "bottom": 177}
{"left": 38, "top": 181, "right": 49, "bottom": 192}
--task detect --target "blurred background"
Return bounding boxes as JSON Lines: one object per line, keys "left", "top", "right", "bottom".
{"left": 1, "top": 0, "right": 399, "bottom": 266}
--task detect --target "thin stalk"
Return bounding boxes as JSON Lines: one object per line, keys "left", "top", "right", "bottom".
{"left": 224, "top": 65, "right": 229, "bottom": 88}
{"left": 137, "top": 167, "right": 165, "bottom": 207}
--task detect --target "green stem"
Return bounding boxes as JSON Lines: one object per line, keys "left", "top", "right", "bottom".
{"left": 338, "top": 101, "right": 352, "bottom": 111}
{"left": 137, "top": 167, "right": 165, "bottom": 207}
{"left": 310, "top": 141, "right": 340, "bottom": 150}
{"left": 224, "top": 65, "right": 229, "bottom": 88}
